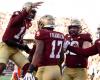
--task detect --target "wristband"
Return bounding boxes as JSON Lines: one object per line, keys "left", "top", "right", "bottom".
{"left": 27, "top": 64, "right": 36, "bottom": 73}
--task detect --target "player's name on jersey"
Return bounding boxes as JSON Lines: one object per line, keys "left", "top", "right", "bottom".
{"left": 50, "top": 33, "right": 64, "bottom": 39}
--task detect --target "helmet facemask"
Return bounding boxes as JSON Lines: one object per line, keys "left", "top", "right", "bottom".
{"left": 68, "top": 25, "right": 81, "bottom": 36}
{"left": 68, "top": 19, "right": 82, "bottom": 36}
{"left": 26, "top": 9, "right": 36, "bottom": 20}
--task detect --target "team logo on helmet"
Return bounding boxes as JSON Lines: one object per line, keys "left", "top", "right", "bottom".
{"left": 38, "top": 15, "right": 55, "bottom": 29}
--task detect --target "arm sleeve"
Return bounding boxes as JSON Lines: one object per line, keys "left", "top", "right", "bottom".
{"left": 67, "top": 45, "right": 98, "bottom": 56}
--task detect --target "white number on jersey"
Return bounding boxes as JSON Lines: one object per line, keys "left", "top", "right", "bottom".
{"left": 65, "top": 41, "right": 79, "bottom": 55}
{"left": 50, "top": 40, "right": 63, "bottom": 58}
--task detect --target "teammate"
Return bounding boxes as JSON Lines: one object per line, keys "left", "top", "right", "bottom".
{"left": 62, "top": 19, "right": 92, "bottom": 80}
{"left": 0, "top": 1, "right": 43, "bottom": 79}
{"left": 24, "top": 15, "right": 64, "bottom": 80}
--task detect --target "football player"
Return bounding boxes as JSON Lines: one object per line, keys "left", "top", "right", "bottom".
{"left": 24, "top": 15, "right": 64, "bottom": 80}
{"left": 62, "top": 19, "right": 93, "bottom": 80}
{"left": 0, "top": 1, "right": 43, "bottom": 78}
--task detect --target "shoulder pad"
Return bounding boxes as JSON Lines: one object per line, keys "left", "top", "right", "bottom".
{"left": 12, "top": 11, "right": 21, "bottom": 16}
{"left": 80, "top": 33, "right": 92, "bottom": 42}
{"left": 35, "top": 29, "right": 48, "bottom": 40}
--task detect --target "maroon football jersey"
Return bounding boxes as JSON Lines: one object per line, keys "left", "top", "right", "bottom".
{"left": 35, "top": 29, "right": 64, "bottom": 67}
{"left": 2, "top": 10, "right": 30, "bottom": 43}
{"left": 65, "top": 33, "right": 92, "bottom": 68}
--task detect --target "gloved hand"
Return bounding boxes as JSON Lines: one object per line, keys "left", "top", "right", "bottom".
{"left": 23, "top": 72, "right": 35, "bottom": 80}
{"left": 23, "top": 2, "right": 43, "bottom": 13}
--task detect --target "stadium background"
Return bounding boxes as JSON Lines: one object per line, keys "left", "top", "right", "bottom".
{"left": 0, "top": 11, "right": 100, "bottom": 80}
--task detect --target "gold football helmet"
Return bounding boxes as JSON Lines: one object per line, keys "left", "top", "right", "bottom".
{"left": 68, "top": 19, "right": 82, "bottom": 35}
{"left": 23, "top": 2, "right": 33, "bottom": 9}
{"left": 38, "top": 15, "right": 55, "bottom": 29}
{"left": 68, "top": 19, "right": 82, "bottom": 29}
{"left": 70, "top": 19, "right": 81, "bottom": 26}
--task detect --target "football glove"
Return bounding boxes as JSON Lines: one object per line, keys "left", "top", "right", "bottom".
{"left": 23, "top": 72, "right": 35, "bottom": 80}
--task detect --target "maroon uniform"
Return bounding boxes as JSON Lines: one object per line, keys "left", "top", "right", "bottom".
{"left": 2, "top": 10, "right": 31, "bottom": 44}
{"left": 35, "top": 29, "right": 64, "bottom": 67}
{"left": 0, "top": 1, "right": 42, "bottom": 79}
{"left": 65, "top": 33, "right": 92, "bottom": 68}
{"left": 0, "top": 10, "right": 33, "bottom": 77}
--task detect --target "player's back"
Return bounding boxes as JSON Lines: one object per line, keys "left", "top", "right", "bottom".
{"left": 35, "top": 29, "right": 64, "bottom": 66}
{"left": 35, "top": 29, "right": 64, "bottom": 80}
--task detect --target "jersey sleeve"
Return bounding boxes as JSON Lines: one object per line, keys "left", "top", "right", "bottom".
{"left": 35, "top": 30, "right": 47, "bottom": 40}
{"left": 80, "top": 33, "right": 93, "bottom": 42}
